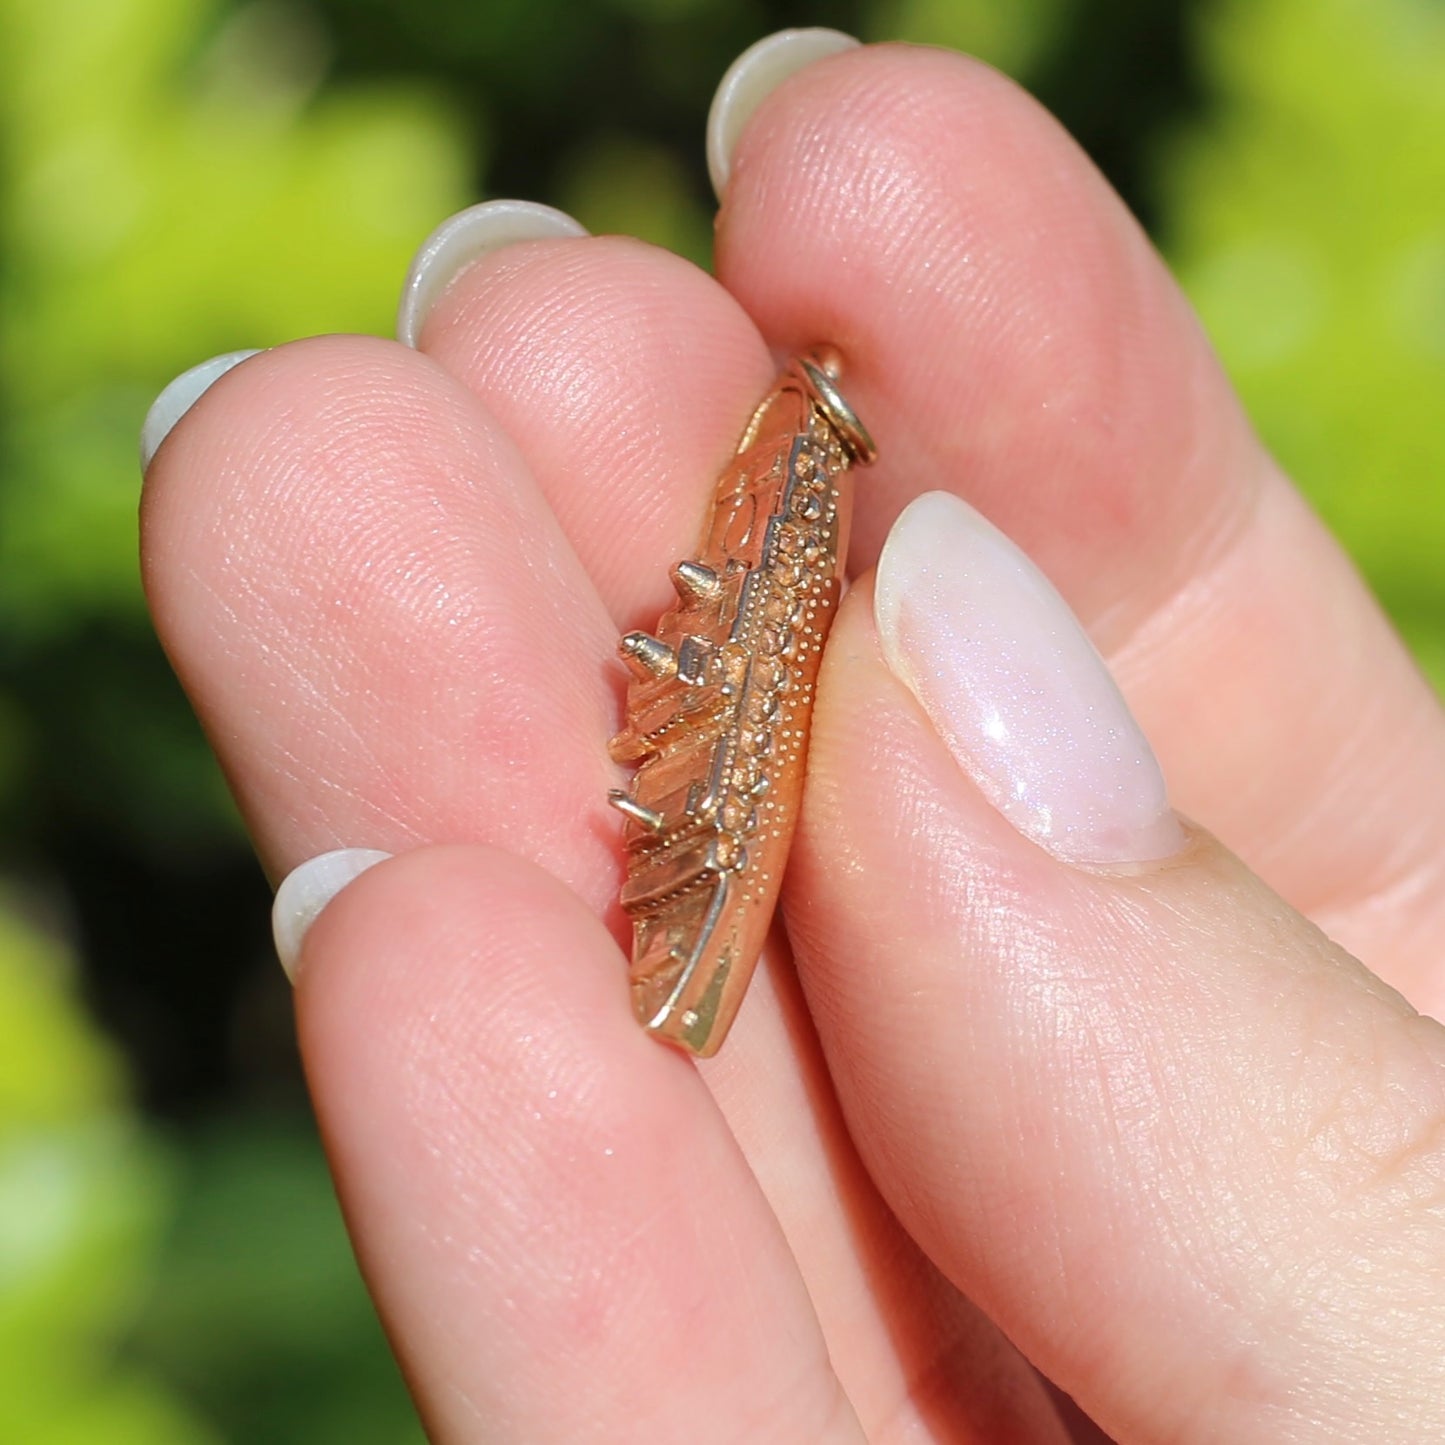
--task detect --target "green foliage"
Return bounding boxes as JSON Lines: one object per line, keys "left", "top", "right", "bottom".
{"left": 0, "top": 896, "right": 420, "bottom": 1442}
{"left": 866, "top": 0, "right": 1073, "bottom": 78}
{"left": 0, "top": 901, "right": 214, "bottom": 1444}
{"left": 558, "top": 132, "right": 715, "bottom": 267}
{"left": 0, "top": 0, "right": 472, "bottom": 645}
{"left": 1163, "top": 0, "right": 1445, "bottom": 685}
{"left": 0, "top": 0, "right": 469, "bottom": 1437}
{"left": 127, "top": 1112, "right": 426, "bottom": 1444}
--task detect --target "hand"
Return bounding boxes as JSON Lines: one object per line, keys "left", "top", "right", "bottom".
{"left": 140, "top": 34, "right": 1445, "bottom": 1444}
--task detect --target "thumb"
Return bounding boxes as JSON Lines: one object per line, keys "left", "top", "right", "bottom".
{"left": 790, "top": 493, "right": 1445, "bottom": 1445}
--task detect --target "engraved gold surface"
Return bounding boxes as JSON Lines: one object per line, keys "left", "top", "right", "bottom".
{"left": 608, "top": 354, "right": 875, "bottom": 1056}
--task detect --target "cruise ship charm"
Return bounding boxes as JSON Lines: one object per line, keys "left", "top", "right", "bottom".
{"left": 607, "top": 350, "right": 876, "bottom": 1056}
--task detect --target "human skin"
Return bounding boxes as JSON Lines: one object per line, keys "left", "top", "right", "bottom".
{"left": 140, "top": 38, "right": 1445, "bottom": 1445}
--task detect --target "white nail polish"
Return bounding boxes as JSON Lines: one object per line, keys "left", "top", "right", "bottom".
{"left": 875, "top": 493, "right": 1184, "bottom": 866}
{"left": 396, "top": 199, "right": 588, "bottom": 348}
{"left": 706, "top": 28, "right": 859, "bottom": 200}
{"left": 272, "top": 848, "right": 393, "bottom": 982}
{"left": 139, "top": 350, "right": 262, "bottom": 471}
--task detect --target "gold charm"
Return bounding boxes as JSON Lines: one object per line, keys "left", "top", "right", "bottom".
{"left": 608, "top": 350, "right": 876, "bottom": 1056}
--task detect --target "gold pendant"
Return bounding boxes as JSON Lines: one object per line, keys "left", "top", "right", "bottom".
{"left": 608, "top": 350, "right": 875, "bottom": 1056}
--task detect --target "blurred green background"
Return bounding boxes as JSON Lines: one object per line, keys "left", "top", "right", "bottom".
{"left": 0, "top": 0, "right": 1441, "bottom": 1437}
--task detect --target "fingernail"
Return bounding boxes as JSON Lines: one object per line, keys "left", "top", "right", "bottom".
{"left": 874, "top": 493, "right": 1184, "bottom": 866}
{"left": 706, "top": 28, "right": 859, "bottom": 199}
{"left": 139, "top": 350, "right": 262, "bottom": 472}
{"left": 396, "top": 199, "right": 589, "bottom": 347}
{"left": 272, "top": 848, "right": 393, "bottom": 982}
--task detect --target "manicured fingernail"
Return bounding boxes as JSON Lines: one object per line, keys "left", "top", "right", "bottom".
{"left": 875, "top": 493, "right": 1184, "bottom": 866}
{"left": 140, "top": 350, "right": 262, "bottom": 472}
{"left": 272, "top": 848, "right": 393, "bottom": 982}
{"left": 707, "top": 28, "right": 859, "bottom": 199}
{"left": 396, "top": 199, "right": 588, "bottom": 347}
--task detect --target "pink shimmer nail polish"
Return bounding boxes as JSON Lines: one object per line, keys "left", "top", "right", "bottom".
{"left": 874, "top": 492, "right": 1183, "bottom": 866}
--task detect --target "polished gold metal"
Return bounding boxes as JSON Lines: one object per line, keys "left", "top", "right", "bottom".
{"left": 608, "top": 352, "right": 875, "bottom": 1056}
{"left": 619, "top": 632, "right": 678, "bottom": 680}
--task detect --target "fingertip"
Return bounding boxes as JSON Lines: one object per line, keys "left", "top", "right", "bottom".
{"left": 291, "top": 841, "right": 862, "bottom": 1445}
{"left": 707, "top": 28, "right": 861, "bottom": 199}
{"left": 712, "top": 38, "right": 1248, "bottom": 617}
{"left": 272, "top": 847, "right": 394, "bottom": 982}
{"left": 140, "top": 349, "right": 264, "bottom": 472}
{"left": 396, "top": 199, "right": 589, "bottom": 348}
{"left": 405, "top": 228, "right": 775, "bottom": 627}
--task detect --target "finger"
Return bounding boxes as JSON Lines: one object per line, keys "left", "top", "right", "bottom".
{"left": 404, "top": 214, "right": 773, "bottom": 628}
{"left": 399, "top": 222, "right": 1073, "bottom": 1440}
{"left": 297, "top": 843, "right": 865, "bottom": 1444}
{"left": 142, "top": 315, "right": 1068, "bottom": 1435}
{"left": 712, "top": 39, "right": 1445, "bottom": 1012}
{"left": 140, "top": 336, "right": 619, "bottom": 905}
{"left": 790, "top": 493, "right": 1445, "bottom": 1444}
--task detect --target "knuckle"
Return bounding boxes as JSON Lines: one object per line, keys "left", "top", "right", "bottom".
{"left": 1296, "top": 1013, "right": 1445, "bottom": 1225}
